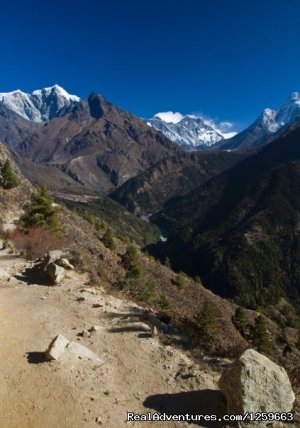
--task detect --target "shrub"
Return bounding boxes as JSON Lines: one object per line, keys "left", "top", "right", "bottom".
{"left": 155, "top": 294, "right": 171, "bottom": 310}
{"left": 174, "top": 272, "right": 185, "bottom": 288}
{"left": 122, "top": 244, "right": 141, "bottom": 277}
{"left": 0, "top": 159, "right": 19, "bottom": 189}
{"left": 20, "top": 187, "right": 60, "bottom": 232}
{"left": 102, "top": 227, "right": 116, "bottom": 250}
{"left": 10, "top": 227, "right": 61, "bottom": 260}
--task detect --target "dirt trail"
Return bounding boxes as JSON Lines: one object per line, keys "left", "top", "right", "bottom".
{"left": 0, "top": 247, "right": 225, "bottom": 428}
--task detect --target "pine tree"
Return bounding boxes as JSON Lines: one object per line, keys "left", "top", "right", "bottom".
{"left": 233, "top": 307, "right": 249, "bottom": 337}
{"left": 252, "top": 315, "right": 271, "bottom": 355}
{"left": 1, "top": 159, "right": 19, "bottom": 189}
{"left": 20, "top": 187, "right": 60, "bottom": 231}
{"left": 196, "top": 301, "right": 220, "bottom": 345}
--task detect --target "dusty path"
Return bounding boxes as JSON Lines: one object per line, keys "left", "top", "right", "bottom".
{"left": 0, "top": 247, "right": 225, "bottom": 428}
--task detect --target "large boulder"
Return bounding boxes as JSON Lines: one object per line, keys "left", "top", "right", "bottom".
{"left": 219, "top": 349, "right": 295, "bottom": 425}
{"left": 36, "top": 250, "right": 75, "bottom": 285}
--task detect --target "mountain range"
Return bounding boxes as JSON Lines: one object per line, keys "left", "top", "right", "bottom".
{"left": 0, "top": 86, "right": 180, "bottom": 193}
{"left": 1, "top": 83, "right": 300, "bottom": 361}
{"left": 145, "top": 92, "right": 300, "bottom": 151}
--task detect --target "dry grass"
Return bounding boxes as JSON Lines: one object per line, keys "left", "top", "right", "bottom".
{"left": 9, "top": 227, "right": 63, "bottom": 260}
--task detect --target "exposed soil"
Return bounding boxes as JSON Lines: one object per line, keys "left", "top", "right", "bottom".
{"left": 0, "top": 247, "right": 226, "bottom": 428}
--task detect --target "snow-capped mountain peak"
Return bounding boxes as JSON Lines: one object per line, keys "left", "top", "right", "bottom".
{"left": 0, "top": 85, "right": 80, "bottom": 122}
{"left": 147, "top": 111, "right": 233, "bottom": 149}
{"left": 32, "top": 84, "right": 80, "bottom": 102}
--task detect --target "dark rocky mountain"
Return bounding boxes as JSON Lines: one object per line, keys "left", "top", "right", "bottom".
{"left": 111, "top": 149, "right": 250, "bottom": 216}
{"left": 150, "top": 123, "right": 300, "bottom": 309}
{"left": 0, "top": 92, "right": 181, "bottom": 193}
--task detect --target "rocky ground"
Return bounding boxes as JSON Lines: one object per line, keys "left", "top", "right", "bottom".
{"left": 0, "top": 245, "right": 227, "bottom": 428}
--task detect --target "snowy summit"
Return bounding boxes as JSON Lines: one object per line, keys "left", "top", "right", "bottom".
{"left": 0, "top": 85, "right": 80, "bottom": 122}
{"left": 147, "top": 111, "right": 236, "bottom": 149}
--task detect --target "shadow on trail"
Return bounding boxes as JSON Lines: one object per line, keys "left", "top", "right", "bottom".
{"left": 26, "top": 351, "right": 47, "bottom": 364}
{"left": 144, "top": 389, "right": 229, "bottom": 427}
{"left": 14, "top": 265, "right": 50, "bottom": 286}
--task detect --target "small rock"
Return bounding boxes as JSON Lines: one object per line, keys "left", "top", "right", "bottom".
{"left": 151, "top": 326, "right": 158, "bottom": 336}
{"left": 92, "top": 303, "right": 102, "bottom": 308}
{"left": 95, "top": 416, "right": 102, "bottom": 424}
{"left": 90, "top": 325, "right": 102, "bottom": 332}
{"left": 81, "top": 330, "right": 91, "bottom": 338}
{"left": 77, "top": 296, "right": 86, "bottom": 302}
{"left": 0, "top": 268, "right": 11, "bottom": 281}
{"left": 80, "top": 287, "right": 97, "bottom": 295}
{"left": 46, "top": 250, "right": 64, "bottom": 264}
{"left": 57, "top": 258, "right": 74, "bottom": 270}
{"left": 45, "top": 334, "right": 70, "bottom": 361}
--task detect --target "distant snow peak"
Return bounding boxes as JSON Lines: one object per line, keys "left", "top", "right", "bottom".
{"left": 289, "top": 91, "right": 300, "bottom": 102}
{"left": 32, "top": 84, "right": 80, "bottom": 102}
{"left": 0, "top": 85, "right": 80, "bottom": 122}
{"left": 148, "top": 112, "right": 225, "bottom": 148}
{"left": 154, "top": 111, "right": 184, "bottom": 124}
{"left": 259, "top": 92, "right": 300, "bottom": 134}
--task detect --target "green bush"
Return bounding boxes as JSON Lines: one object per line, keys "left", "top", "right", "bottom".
{"left": 102, "top": 227, "right": 116, "bottom": 250}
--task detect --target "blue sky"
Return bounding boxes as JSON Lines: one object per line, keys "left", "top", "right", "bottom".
{"left": 1, "top": 0, "right": 300, "bottom": 131}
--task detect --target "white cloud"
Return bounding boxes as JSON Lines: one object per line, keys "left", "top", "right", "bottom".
{"left": 154, "top": 111, "right": 184, "bottom": 124}
{"left": 195, "top": 114, "right": 237, "bottom": 139}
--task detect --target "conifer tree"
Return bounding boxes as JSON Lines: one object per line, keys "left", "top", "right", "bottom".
{"left": 196, "top": 301, "right": 220, "bottom": 345}
{"left": 20, "top": 187, "right": 60, "bottom": 231}
{"left": 233, "top": 307, "right": 249, "bottom": 337}
{"left": 252, "top": 315, "right": 271, "bottom": 355}
{"left": 1, "top": 159, "right": 19, "bottom": 189}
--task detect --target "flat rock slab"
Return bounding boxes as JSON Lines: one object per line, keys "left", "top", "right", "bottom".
{"left": 66, "top": 342, "right": 103, "bottom": 363}
{"left": 45, "top": 335, "right": 103, "bottom": 363}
